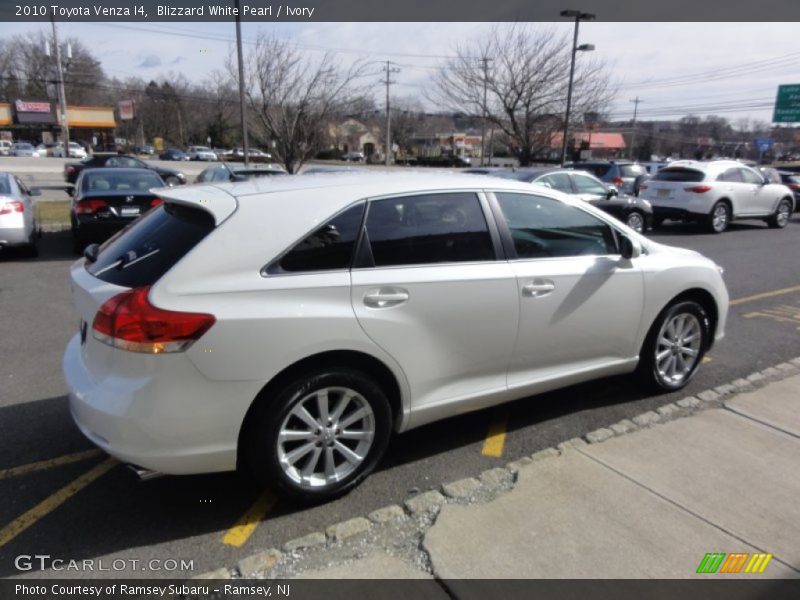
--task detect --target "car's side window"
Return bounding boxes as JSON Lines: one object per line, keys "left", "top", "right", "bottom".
{"left": 277, "top": 201, "right": 365, "bottom": 272}
{"left": 495, "top": 192, "right": 617, "bottom": 259}
{"left": 739, "top": 168, "right": 763, "bottom": 185}
{"left": 572, "top": 174, "right": 608, "bottom": 195}
{"left": 537, "top": 173, "right": 573, "bottom": 193}
{"left": 717, "top": 168, "right": 743, "bottom": 183}
{"left": 365, "top": 192, "right": 494, "bottom": 267}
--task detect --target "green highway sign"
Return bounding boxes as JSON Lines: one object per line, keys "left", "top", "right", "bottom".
{"left": 773, "top": 84, "right": 800, "bottom": 123}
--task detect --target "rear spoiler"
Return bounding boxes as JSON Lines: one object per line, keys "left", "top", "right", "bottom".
{"left": 150, "top": 184, "right": 237, "bottom": 226}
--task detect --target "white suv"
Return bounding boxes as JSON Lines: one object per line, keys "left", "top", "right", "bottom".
{"left": 639, "top": 160, "right": 795, "bottom": 233}
{"left": 63, "top": 172, "right": 728, "bottom": 501}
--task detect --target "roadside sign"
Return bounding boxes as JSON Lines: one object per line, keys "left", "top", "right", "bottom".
{"left": 772, "top": 84, "right": 800, "bottom": 123}
{"left": 754, "top": 138, "right": 774, "bottom": 153}
{"left": 118, "top": 100, "right": 135, "bottom": 121}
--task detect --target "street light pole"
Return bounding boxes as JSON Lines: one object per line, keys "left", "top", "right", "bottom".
{"left": 559, "top": 9, "right": 595, "bottom": 166}
{"left": 235, "top": 0, "right": 249, "bottom": 166}
{"left": 50, "top": 16, "right": 70, "bottom": 153}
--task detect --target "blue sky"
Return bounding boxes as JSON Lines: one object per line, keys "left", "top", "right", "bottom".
{"left": 3, "top": 21, "right": 798, "bottom": 125}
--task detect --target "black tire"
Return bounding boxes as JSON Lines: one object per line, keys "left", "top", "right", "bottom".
{"left": 624, "top": 210, "right": 646, "bottom": 233}
{"left": 636, "top": 300, "right": 710, "bottom": 392}
{"left": 652, "top": 216, "right": 665, "bottom": 229}
{"left": 767, "top": 198, "right": 792, "bottom": 229}
{"left": 246, "top": 368, "right": 392, "bottom": 502}
{"left": 706, "top": 201, "right": 730, "bottom": 233}
{"left": 21, "top": 230, "right": 38, "bottom": 258}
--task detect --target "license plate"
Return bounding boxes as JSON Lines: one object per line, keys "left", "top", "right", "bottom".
{"left": 120, "top": 206, "right": 140, "bottom": 216}
{"left": 657, "top": 188, "right": 671, "bottom": 198}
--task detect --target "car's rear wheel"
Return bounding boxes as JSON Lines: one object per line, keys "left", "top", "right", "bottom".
{"left": 707, "top": 201, "right": 730, "bottom": 233}
{"left": 625, "top": 210, "right": 646, "bottom": 233}
{"left": 767, "top": 198, "right": 792, "bottom": 229}
{"left": 247, "top": 368, "right": 392, "bottom": 502}
{"left": 637, "top": 300, "right": 709, "bottom": 392}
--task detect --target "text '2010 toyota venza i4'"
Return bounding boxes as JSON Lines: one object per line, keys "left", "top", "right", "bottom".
{"left": 63, "top": 172, "right": 728, "bottom": 502}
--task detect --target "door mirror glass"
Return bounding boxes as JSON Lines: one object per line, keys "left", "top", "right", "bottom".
{"left": 606, "top": 185, "right": 618, "bottom": 198}
{"left": 619, "top": 235, "right": 641, "bottom": 260}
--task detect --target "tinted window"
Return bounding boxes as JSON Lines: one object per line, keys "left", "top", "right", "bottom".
{"left": 536, "top": 173, "right": 573, "bottom": 193}
{"left": 653, "top": 168, "right": 706, "bottom": 182}
{"left": 278, "top": 202, "right": 365, "bottom": 272}
{"left": 106, "top": 156, "right": 144, "bottom": 168}
{"left": 572, "top": 174, "right": 607, "bottom": 195}
{"left": 495, "top": 192, "right": 617, "bottom": 259}
{"left": 82, "top": 170, "right": 163, "bottom": 192}
{"left": 619, "top": 164, "right": 645, "bottom": 177}
{"left": 86, "top": 204, "right": 215, "bottom": 287}
{"left": 366, "top": 192, "right": 493, "bottom": 267}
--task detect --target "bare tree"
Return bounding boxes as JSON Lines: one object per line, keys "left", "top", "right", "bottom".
{"left": 236, "top": 34, "right": 368, "bottom": 173}
{"left": 430, "top": 25, "right": 615, "bottom": 166}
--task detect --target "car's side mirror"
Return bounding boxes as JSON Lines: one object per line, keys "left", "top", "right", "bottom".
{"left": 606, "top": 186, "right": 618, "bottom": 198}
{"left": 619, "top": 235, "right": 642, "bottom": 260}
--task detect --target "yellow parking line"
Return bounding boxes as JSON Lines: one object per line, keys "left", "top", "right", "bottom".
{"left": 730, "top": 285, "right": 800, "bottom": 306}
{"left": 702, "top": 356, "right": 713, "bottom": 364}
{"left": 482, "top": 413, "right": 508, "bottom": 458}
{"left": 222, "top": 491, "right": 278, "bottom": 548}
{"left": 0, "top": 449, "right": 103, "bottom": 481}
{"left": 0, "top": 457, "right": 117, "bottom": 548}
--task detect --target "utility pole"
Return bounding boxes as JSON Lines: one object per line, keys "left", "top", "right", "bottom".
{"left": 559, "top": 10, "right": 596, "bottom": 166}
{"left": 50, "top": 16, "right": 70, "bottom": 152}
{"left": 235, "top": 0, "right": 250, "bottom": 166}
{"left": 381, "top": 61, "right": 399, "bottom": 166}
{"left": 479, "top": 56, "right": 492, "bottom": 166}
{"left": 629, "top": 96, "right": 643, "bottom": 160}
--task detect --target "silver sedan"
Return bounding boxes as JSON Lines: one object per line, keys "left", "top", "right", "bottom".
{"left": 0, "top": 172, "right": 40, "bottom": 256}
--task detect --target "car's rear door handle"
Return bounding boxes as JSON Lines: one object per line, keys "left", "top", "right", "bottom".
{"left": 522, "top": 280, "right": 555, "bottom": 297}
{"left": 363, "top": 287, "right": 409, "bottom": 308}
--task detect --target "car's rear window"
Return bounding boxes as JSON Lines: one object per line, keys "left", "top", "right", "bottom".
{"left": 619, "top": 164, "right": 645, "bottom": 177}
{"left": 86, "top": 203, "right": 215, "bottom": 288}
{"left": 652, "top": 168, "right": 706, "bottom": 182}
{"left": 574, "top": 163, "right": 611, "bottom": 177}
{"left": 83, "top": 170, "right": 163, "bottom": 192}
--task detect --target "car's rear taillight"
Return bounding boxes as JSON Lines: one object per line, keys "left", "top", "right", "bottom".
{"left": 66, "top": 165, "right": 75, "bottom": 173}
{"left": 75, "top": 199, "right": 109, "bottom": 214}
{"left": 788, "top": 183, "right": 800, "bottom": 192}
{"left": 150, "top": 197, "right": 164, "bottom": 208}
{"left": 0, "top": 200, "right": 24, "bottom": 215}
{"left": 684, "top": 185, "right": 712, "bottom": 193}
{"left": 612, "top": 176, "right": 624, "bottom": 186}
{"left": 92, "top": 287, "right": 215, "bottom": 354}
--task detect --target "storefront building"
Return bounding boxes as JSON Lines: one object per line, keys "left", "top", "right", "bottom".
{"left": 0, "top": 100, "right": 116, "bottom": 150}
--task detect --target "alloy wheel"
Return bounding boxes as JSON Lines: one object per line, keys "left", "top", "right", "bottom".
{"left": 276, "top": 387, "right": 375, "bottom": 490}
{"left": 655, "top": 312, "right": 702, "bottom": 387}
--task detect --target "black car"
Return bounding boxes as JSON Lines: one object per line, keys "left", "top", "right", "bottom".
{"left": 159, "top": 148, "right": 190, "bottom": 161}
{"left": 64, "top": 154, "right": 186, "bottom": 186}
{"left": 70, "top": 168, "right": 166, "bottom": 252}
{"left": 568, "top": 160, "right": 648, "bottom": 196}
{"left": 466, "top": 167, "right": 653, "bottom": 233}
{"left": 777, "top": 170, "right": 800, "bottom": 211}
{"left": 195, "top": 163, "right": 288, "bottom": 183}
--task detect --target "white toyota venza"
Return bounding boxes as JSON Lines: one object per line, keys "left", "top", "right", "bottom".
{"left": 63, "top": 172, "right": 728, "bottom": 501}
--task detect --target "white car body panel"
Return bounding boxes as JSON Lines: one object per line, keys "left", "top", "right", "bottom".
{"left": 63, "top": 172, "right": 729, "bottom": 475}
{"left": 0, "top": 174, "right": 37, "bottom": 247}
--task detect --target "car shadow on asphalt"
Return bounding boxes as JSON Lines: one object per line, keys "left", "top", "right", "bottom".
{"left": 0, "top": 230, "right": 77, "bottom": 263}
{"left": 646, "top": 221, "right": 775, "bottom": 237}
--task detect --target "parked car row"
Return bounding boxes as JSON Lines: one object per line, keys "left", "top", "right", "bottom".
{"left": 156, "top": 146, "right": 274, "bottom": 162}
{"left": 64, "top": 153, "right": 186, "bottom": 187}
{"left": 1, "top": 141, "right": 89, "bottom": 158}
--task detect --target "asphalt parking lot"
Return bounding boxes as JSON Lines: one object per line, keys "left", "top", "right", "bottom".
{"left": 2, "top": 170, "right": 800, "bottom": 578}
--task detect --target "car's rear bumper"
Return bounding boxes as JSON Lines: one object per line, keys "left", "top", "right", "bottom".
{"left": 63, "top": 334, "right": 255, "bottom": 475}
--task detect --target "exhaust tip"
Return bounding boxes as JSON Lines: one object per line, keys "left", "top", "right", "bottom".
{"left": 127, "top": 464, "right": 164, "bottom": 482}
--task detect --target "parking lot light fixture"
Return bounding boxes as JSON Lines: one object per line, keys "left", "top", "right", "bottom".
{"left": 560, "top": 9, "right": 596, "bottom": 166}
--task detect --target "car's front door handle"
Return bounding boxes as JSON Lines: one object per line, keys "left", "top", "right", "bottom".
{"left": 363, "top": 288, "right": 409, "bottom": 308}
{"left": 522, "top": 280, "right": 555, "bottom": 297}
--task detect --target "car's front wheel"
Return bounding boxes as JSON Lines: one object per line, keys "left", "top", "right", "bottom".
{"left": 637, "top": 300, "right": 709, "bottom": 392}
{"left": 767, "top": 198, "right": 792, "bottom": 229}
{"left": 247, "top": 368, "right": 392, "bottom": 502}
